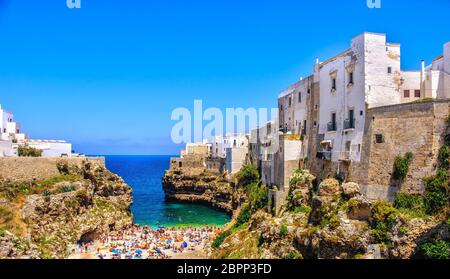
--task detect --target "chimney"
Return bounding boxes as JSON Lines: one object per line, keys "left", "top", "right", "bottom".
{"left": 421, "top": 60, "right": 426, "bottom": 79}
{"left": 420, "top": 60, "right": 426, "bottom": 96}
{"left": 313, "top": 58, "right": 320, "bottom": 82}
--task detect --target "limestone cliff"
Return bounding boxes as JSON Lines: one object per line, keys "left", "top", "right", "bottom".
{"left": 162, "top": 169, "right": 244, "bottom": 214}
{"left": 0, "top": 159, "right": 132, "bottom": 259}
{"left": 211, "top": 170, "right": 450, "bottom": 259}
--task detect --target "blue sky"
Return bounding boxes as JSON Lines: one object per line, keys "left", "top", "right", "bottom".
{"left": 0, "top": 0, "right": 449, "bottom": 155}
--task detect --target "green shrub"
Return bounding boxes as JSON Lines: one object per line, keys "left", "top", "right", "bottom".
{"left": 293, "top": 206, "right": 312, "bottom": 214}
{"left": 235, "top": 204, "right": 252, "bottom": 228}
{"left": 394, "top": 193, "right": 425, "bottom": 217}
{"left": 393, "top": 152, "right": 413, "bottom": 181}
{"left": 370, "top": 201, "right": 398, "bottom": 243}
{"left": 425, "top": 191, "right": 448, "bottom": 215}
{"left": 285, "top": 250, "right": 303, "bottom": 259}
{"left": 212, "top": 230, "right": 232, "bottom": 249}
{"left": 413, "top": 98, "right": 433, "bottom": 103}
{"left": 280, "top": 225, "right": 289, "bottom": 236}
{"left": 420, "top": 240, "right": 450, "bottom": 259}
{"left": 247, "top": 183, "right": 268, "bottom": 211}
{"left": 0, "top": 228, "right": 5, "bottom": 237}
{"left": 235, "top": 165, "right": 260, "bottom": 188}
{"left": 398, "top": 226, "right": 408, "bottom": 236}
{"left": 438, "top": 146, "right": 450, "bottom": 169}
{"left": 18, "top": 145, "right": 42, "bottom": 157}
{"left": 423, "top": 168, "right": 449, "bottom": 215}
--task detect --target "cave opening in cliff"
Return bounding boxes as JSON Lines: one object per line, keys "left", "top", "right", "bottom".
{"left": 78, "top": 230, "right": 100, "bottom": 244}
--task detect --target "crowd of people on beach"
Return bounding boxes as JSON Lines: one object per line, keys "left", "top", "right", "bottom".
{"left": 70, "top": 224, "right": 222, "bottom": 259}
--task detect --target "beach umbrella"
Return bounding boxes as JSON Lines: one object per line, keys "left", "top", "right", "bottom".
{"left": 182, "top": 241, "right": 188, "bottom": 248}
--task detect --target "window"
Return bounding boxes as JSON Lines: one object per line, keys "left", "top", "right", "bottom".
{"left": 345, "top": 141, "right": 351, "bottom": 152}
{"left": 298, "top": 92, "right": 302, "bottom": 103}
{"left": 404, "top": 90, "right": 410, "bottom": 98}
{"left": 307, "top": 88, "right": 311, "bottom": 94}
{"left": 331, "top": 78, "right": 337, "bottom": 91}
{"left": 328, "top": 112, "right": 337, "bottom": 131}
{"left": 288, "top": 97, "right": 292, "bottom": 107}
{"left": 375, "top": 134, "right": 384, "bottom": 144}
{"left": 348, "top": 109, "right": 355, "bottom": 129}
{"left": 388, "top": 67, "right": 392, "bottom": 74}
{"left": 360, "top": 110, "right": 363, "bottom": 116}
{"left": 414, "top": 90, "right": 421, "bottom": 98}
{"left": 348, "top": 72, "right": 354, "bottom": 85}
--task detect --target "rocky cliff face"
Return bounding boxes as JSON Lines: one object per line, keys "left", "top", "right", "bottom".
{"left": 211, "top": 170, "right": 449, "bottom": 259}
{"left": 0, "top": 159, "right": 132, "bottom": 259}
{"left": 162, "top": 169, "right": 243, "bottom": 214}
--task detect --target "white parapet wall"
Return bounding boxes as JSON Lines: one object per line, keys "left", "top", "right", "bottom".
{"left": 225, "top": 147, "right": 248, "bottom": 175}
{"left": 0, "top": 141, "right": 15, "bottom": 157}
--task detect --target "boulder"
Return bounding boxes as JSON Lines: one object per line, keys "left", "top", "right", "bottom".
{"left": 318, "top": 179, "right": 341, "bottom": 198}
{"left": 347, "top": 196, "right": 372, "bottom": 221}
{"left": 342, "top": 182, "right": 360, "bottom": 198}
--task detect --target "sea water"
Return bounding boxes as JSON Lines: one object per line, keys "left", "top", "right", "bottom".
{"left": 104, "top": 155, "right": 230, "bottom": 228}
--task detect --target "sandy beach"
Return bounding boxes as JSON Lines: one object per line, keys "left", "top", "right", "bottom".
{"left": 68, "top": 224, "right": 222, "bottom": 260}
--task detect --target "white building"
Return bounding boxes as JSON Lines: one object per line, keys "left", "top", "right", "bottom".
{"left": 317, "top": 33, "right": 407, "bottom": 163}
{"left": 421, "top": 42, "right": 450, "bottom": 100}
{"left": 277, "top": 33, "right": 447, "bottom": 164}
{"left": 211, "top": 134, "right": 249, "bottom": 159}
{"left": 225, "top": 147, "right": 248, "bottom": 175}
{"left": 0, "top": 104, "right": 27, "bottom": 142}
{"left": 0, "top": 103, "right": 75, "bottom": 158}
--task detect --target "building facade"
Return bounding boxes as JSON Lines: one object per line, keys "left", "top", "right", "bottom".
{"left": 0, "top": 103, "right": 74, "bottom": 157}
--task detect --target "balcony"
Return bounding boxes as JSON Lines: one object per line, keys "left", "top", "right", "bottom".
{"left": 327, "top": 122, "right": 337, "bottom": 132}
{"left": 344, "top": 119, "right": 355, "bottom": 130}
{"left": 316, "top": 151, "right": 332, "bottom": 161}
{"left": 338, "top": 151, "right": 360, "bottom": 162}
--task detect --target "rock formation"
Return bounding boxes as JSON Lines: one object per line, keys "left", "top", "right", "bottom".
{"left": 162, "top": 169, "right": 244, "bottom": 214}
{"left": 0, "top": 159, "right": 132, "bottom": 259}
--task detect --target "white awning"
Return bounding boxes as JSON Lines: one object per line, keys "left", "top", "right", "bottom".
{"left": 320, "top": 140, "right": 332, "bottom": 146}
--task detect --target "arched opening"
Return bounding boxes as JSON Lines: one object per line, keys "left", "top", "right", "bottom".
{"left": 78, "top": 230, "right": 100, "bottom": 245}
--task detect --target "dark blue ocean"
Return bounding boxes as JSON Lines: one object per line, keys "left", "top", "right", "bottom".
{"left": 104, "top": 155, "right": 230, "bottom": 228}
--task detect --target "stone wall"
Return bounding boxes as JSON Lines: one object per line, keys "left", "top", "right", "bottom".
{"left": 0, "top": 157, "right": 105, "bottom": 182}
{"left": 352, "top": 100, "right": 450, "bottom": 200}
{"left": 307, "top": 100, "right": 450, "bottom": 201}
{"left": 169, "top": 155, "right": 206, "bottom": 171}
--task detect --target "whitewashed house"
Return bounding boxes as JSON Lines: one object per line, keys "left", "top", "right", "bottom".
{"left": 211, "top": 134, "right": 249, "bottom": 159}
{"left": 421, "top": 42, "right": 450, "bottom": 100}
{"left": 0, "top": 103, "right": 74, "bottom": 157}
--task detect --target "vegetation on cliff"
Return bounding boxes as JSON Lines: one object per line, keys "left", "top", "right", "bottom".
{"left": 17, "top": 145, "right": 43, "bottom": 157}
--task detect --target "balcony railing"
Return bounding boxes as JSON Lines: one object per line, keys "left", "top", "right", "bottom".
{"left": 327, "top": 122, "right": 337, "bottom": 132}
{"left": 344, "top": 119, "right": 355, "bottom": 130}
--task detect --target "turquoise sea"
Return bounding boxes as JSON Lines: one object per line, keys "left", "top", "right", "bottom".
{"left": 104, "top": 155, "right": 231, "bottom": 228}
